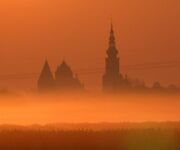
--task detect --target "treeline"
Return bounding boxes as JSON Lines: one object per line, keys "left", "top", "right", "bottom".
{"left": 0, "top": 129, "right": 179, "bottom": 150}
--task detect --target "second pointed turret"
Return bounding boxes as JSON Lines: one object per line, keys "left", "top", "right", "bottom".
{"left": 38, "top": 60, "right": 54, "bottom": 91}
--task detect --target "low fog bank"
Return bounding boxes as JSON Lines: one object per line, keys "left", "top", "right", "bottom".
{"left": 1, "top": 87, "right": 180, "bottom": 100}
{"left": 0, "top": 92, "right": 180, "bottom": 125}
{"left": 1, "top": 90, "right": 180, "bottom": 100}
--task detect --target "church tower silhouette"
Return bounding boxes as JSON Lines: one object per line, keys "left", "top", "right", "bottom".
{"left": 103, "top": 24, "right": 130, "bottom": 92}
{"left": 55, "top": 60, "right": 84, "bottom": 91}
{"left": 38, "top": 60, "right": 54, "bottom": 91}
{"left": 38, "top": 59, "right": 84, "bottom": 92}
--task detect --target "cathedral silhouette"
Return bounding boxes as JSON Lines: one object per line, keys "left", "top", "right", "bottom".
{"left": 38, "top": 24, "right": 131, "bottom": 92}
{"left": 38, "top": 60, "right": 84, "bottom": 92}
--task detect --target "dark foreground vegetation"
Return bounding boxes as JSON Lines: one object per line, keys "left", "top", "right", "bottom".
{"left": 0, "top": 128, "right": 179, "bottom": 150}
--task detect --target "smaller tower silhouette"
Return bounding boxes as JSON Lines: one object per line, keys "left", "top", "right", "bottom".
{"left": 38, "top": 60, "right": 54, "bottom": 91}
{"left": 55, "top": 61, "right": 84, "bottom": 91}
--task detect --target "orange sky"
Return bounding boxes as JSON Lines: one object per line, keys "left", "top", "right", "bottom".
{"left": 0, "top": 0, "right": 179, "bottom": 91}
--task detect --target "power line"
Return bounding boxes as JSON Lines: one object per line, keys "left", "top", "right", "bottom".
{"left": 0, "top": 59, "right": 180, "bottom": 80}
{"left": 122, "top": 60, "right": 180, "bottom": 68}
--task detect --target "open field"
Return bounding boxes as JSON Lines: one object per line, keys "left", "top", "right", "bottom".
{"left": 0, "top": 123, "right": 180, "bottom": 150}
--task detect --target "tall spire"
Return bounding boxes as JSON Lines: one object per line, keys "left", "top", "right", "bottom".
{"left": 107, "top": 22, "right": 118, "bottom": 56}
{"left": 38, "top": 59, "right": 54, "bottom": 91}
{"left": 38, "top": 60, "right": 54, "bottom": 82}
{"left": 109, "top": 22, "right": 116, "bottom": 48}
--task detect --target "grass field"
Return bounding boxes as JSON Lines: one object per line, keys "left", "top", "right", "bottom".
{"left": 0, "top": 125, "right": 179, "bottom": 150}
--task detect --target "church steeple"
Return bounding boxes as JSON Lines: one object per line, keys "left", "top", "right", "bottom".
{"left": 107, "top": 23, "right": 118, "bottom": 57}
{"left": 38, "top": 59, "right": 54, "bottom": 91}
{"left": 103, "top": 23, "right": 132, "bottom": 92}
{"left": 39, "top": 60, "right": 54, "bottom": 81}
{"left": 109, "top": 23, "right": 116, "bottom": 47}
{"left": 103, "top": 23, "right": 122, "bottom": 92}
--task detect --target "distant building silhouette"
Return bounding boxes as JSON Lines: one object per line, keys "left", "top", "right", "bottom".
{"left": 38, "top": 60, "right": 54, "bottom": 92}
{"left": 153, "top": 82, "right": 162, "bottom": 89}
{"left": 38, "top": 60, "right": 84, "bottom": 92}
{"left": 37, "top": 24, "right": 180, "bottom": 94}
{"left": 103, "top": 24, "right": 131, "bottom": 92}
{"left": 55, "top": 61, "right": 84, "bottom": 91}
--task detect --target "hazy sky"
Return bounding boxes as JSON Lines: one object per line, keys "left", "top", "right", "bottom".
{"left": 0, "top": 0, "right": 179, "bottom": 91}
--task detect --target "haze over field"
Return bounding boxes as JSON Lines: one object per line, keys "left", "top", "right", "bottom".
{"left": 0, "top": 94, "right": 179, "bottom": 125}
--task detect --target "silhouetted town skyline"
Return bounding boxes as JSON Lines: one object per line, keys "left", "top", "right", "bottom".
{"left": 38, "top": 24, "right": 180, "bottom": 93}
